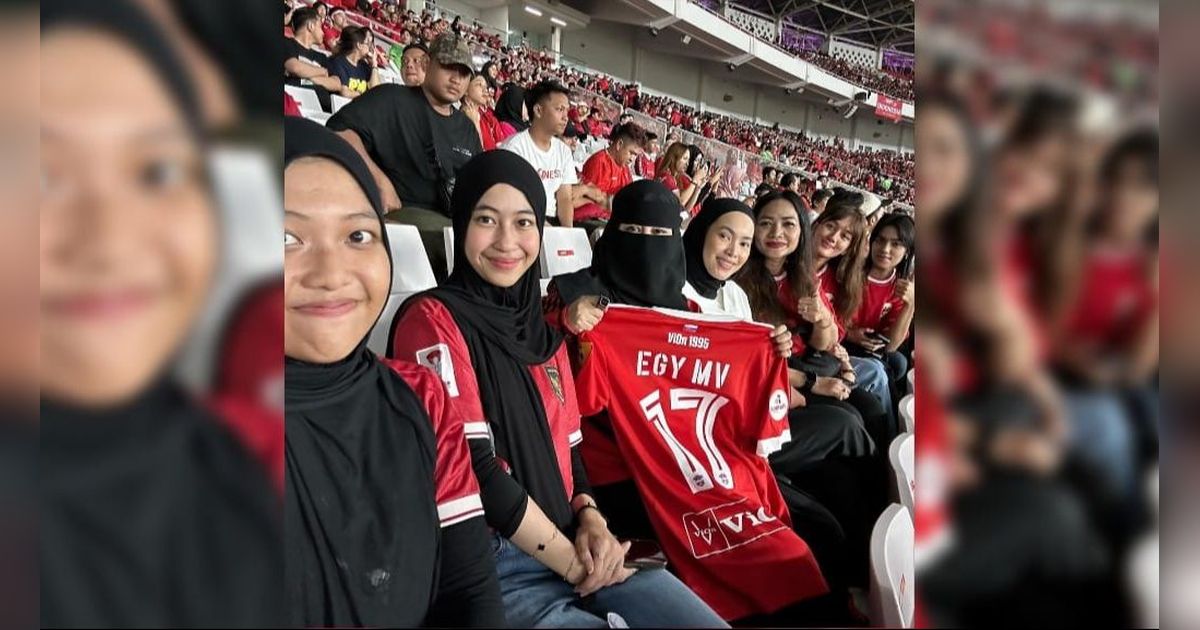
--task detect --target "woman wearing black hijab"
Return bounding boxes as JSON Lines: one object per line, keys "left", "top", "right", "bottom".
{"left": 40, "top": 1, "right": 282, "bottom": 626}
{"left": 494, "top": 82, "right": 530, "bottom": 136}
{"left": 391, "top": 153, "right": 726, "bottom": 628}
{"left": 283, "top": 117, "right": 505, "bottom": 627}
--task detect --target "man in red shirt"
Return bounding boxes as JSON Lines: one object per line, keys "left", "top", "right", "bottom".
{"left": 574, "top": 123, "right": 648, "bottom": 226}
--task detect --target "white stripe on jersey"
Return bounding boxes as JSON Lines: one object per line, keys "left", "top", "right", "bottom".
{"left": 567, "top": 430, "right": 583, "bottom": 446}
{"left": 463, "top": 421, "right": 490, "bottom": 440}
{"left": 755, "top": 429, "right": 793, "bottom": 458}
{"left": 438, "top": 494, "right": 485, "bottom": 527}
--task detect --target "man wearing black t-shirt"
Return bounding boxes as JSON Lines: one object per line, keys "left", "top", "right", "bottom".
{"left": 284, "top": 7, "right": 347, "bottom": 112}
{"left": 328, "top": 31, "right": 482, "bottom": 281}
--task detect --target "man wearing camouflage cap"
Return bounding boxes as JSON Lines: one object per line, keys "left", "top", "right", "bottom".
{"left": 328, "top": 31, "right": 481, "bottom": 280}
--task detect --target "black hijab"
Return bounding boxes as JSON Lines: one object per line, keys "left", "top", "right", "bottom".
{"left": 495, "top": 83, "right": 529, "bottom": 131}
{"left": 684, "top": 197, "right": 755, "bottom": 300}
{"left": 41, "top": 2, "right": 282, "bottom": 626}
{"left": 395, "top": 150, "right": 574, "bottom": 529}
{"left": 556, "top": 179, "right": 689, "bottom": 310}
{"left": 283, "top": 117, "right": 446, "bottom": 626}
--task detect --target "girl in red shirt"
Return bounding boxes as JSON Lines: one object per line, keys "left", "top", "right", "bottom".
{"left": 848, "top": 213, "right": 915, "bottom": 384}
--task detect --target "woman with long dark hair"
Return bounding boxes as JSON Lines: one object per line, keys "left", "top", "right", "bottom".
{"left": 327, "top": 25, "right": 381, "bottom": 97}
{"left": 847, "top": 213, "right": 916, "bottom": 386}
{"left": 391, "top": 153, "right": 726, "bottom": 628}
{"left": 810, "top": 194, "right": 896, "bottom": 433}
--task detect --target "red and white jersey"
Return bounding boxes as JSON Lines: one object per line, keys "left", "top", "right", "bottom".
{"left": 380, "top": 358, "right": 487, "bottom": 528}
{"left": 1064, "top": 247, "right": 1157, "bottom": 351}
{"left": 392, "top": 297, "right": 583, "bottom": 504}
{"left": 575, "top": 305, "right": 828, "bottom": 620}
{"left": 854, "top": 270, "right": 909, "bottom": 340}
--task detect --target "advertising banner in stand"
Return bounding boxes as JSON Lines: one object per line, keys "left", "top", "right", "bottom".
{"left": 875, "top": 94, "right": 904, "bottom": 122}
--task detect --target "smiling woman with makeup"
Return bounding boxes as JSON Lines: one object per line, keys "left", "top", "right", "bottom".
{"left": 40, "top": 1, "right": 281, "bottom": 626}
{"left": 282, "top": 117, "right": 504, "bottom": 627}
{"left": 391, "top": 153, "right": 725, "bottom": 628}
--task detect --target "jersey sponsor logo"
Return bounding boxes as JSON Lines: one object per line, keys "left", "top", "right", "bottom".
{"left": 682, "top": 499, "right": 786, "bottom": 559}
{"left": 544, "top": 365, "right": 565, "bottom": 405}
{"left": 416, "top": 343, "right": 459, "bottom": 397}
{"left": 880, "top": 302, "right": 894, "bottom": 317}
{"left": 768, "top": 389, "right": 788, "bottom": 421}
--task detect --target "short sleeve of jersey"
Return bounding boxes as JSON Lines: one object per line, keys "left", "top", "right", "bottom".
{"left": 750, "top": 351, "right": 792, "bottom": 459}
{"left": 390, "top": 297, "right": 489, "bottom": 443}
{"left": 580, "top": 152, "right": 606, "bottom": 188}
{"left": 573, "top": 338, "right": 610, "bottom": 419}
{"left": 383, "top": 360, "right": 485, "bottom": 528}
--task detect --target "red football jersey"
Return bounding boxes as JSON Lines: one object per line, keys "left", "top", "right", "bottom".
{"left": 378, "top": 358, "right": 487, "bottom": 528}
{"left": 392, "top": 297, "right": 583, "bottom": 503}
{"left": 854, "top": 270, "right": 909, "bottom": 340}
{"left": 575, "top": 305, "right": 828, "bottom": 620}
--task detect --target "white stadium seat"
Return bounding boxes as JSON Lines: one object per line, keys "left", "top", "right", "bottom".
{"left": 869, "top": 504, "right": 915, "bottom": 629}
{"left": 443, "top": 226, "right": 455, "bottom": 276}
{"left": 899, "top": 393, "right": 915, "bottom": 433}
{"left": 540, "top": 226, "right": 593, "bottom": 278}
{"left": 907, "top": 368, "right": 914, "bottom": 394}
{"left": 177, "top": 146, "right": 283, "bottom": 390}
{"left": 285, "top": 85, "right": 321, "bottom": 111}
{"left": 366, "top": 224, "right": 437, "bottom": 356}
{"left": 889, "top": 432, "right": 915, "bottom": 512}
{"left": 330, "top": 93, "right": 352, "bottom": 114}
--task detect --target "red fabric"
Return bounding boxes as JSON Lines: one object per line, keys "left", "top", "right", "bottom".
{"left": 214, "top": 281, "right": 284, "bottom": 412}
{"left": 379, "top": 358, "right": 487, "bottom": 527}
{"left": 773, "top": 273, "right": 811, "bottom": 355}
{"left": 284, "top": 91, "right": 303, "bottom": 117}
{"left": 209, "top": 396, "right": 284, "bottom": 493}
{"left": 1063, "top": 247, "right": 1156, "bottom": 350}
{"left": 322, "top": 24, "right": 341, "bottom": 53}
{"left": 854, "top": 270, "right": 909, "bottom": 340}
{"left": 478, "top": 108, "right": 504, "bottom": 151}
{"left": 392, "top": 298, "right": 582, "bottom": 502}
{"left": 575, "top": 305, "right": 827, "bottom": 620}
{"left": 814, "top": 266, "right": 847, "bottom": 342}
{"left": 575, "top": 149, "right": 631, "bottom": 223}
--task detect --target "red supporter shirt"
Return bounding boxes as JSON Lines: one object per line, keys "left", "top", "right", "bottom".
{"left": 392, "top": 298, "right": 582, "bottom": 503}
{"left": 576, "top": 149, "right": 631, "bottom": 223}
{"left": 854, "top": 270, "right": 909, "bottom": 340}
{"left": 381, "top": 358, "right": 487, "bottom": 527}
{"left": 322, "top": 25, "right": 341, "bottom": 53}
{"left": 814, "top": 266, "right": 847, "bottom": 341}
{"left": 575, "top": 305, "right": 827, "bottom": 620}
{"left": 1064, "top": 247, "right": 1157, "bottom": 350}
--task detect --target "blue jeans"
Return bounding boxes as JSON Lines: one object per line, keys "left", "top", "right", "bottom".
{"left": 1062, "top": 391, "right": 1137, "bottom": 502}
{"left": 850, "top": 356, "right": 894, "bottom": 428}
{"left": 491, "top": 534, "right": 729, "bottom": 628}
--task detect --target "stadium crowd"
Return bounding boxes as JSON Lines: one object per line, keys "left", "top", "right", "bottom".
{"left": 284, "top": 0, "right": 915, "bottom": 206}
{"left": 282, "top": 0, "right": 919, "bottom": 626}
{"left": 790, "top": 48, "right": 916, "bottom": 103}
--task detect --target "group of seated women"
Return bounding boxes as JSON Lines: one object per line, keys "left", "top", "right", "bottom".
{"left": 282, "top": 115, "right": 915, "bottom": 627}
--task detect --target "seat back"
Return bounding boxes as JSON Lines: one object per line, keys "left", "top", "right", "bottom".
{"left": 899, "top": 393, "right": 915, "bottom": 433}
{"left": 284, "top": 85, "right": 322, "bottom": 113}
{"left": 869, "top": 503, "right": 915, "bottom": 628}
{"left": 387, "top": 223, "right": 437, "bottom": 294}
{"left": 540, "top": 226, "right": 593, "bottom": 278}
{"left": 889, "top": 432, "right": 915, "bottom": 511}
{"left": 330, "top": 93, "right": 353, "bottom": 114}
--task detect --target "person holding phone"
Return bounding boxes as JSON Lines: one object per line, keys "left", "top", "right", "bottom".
{"left": 847, "top": 213, "right": 915, "bottom": 385}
